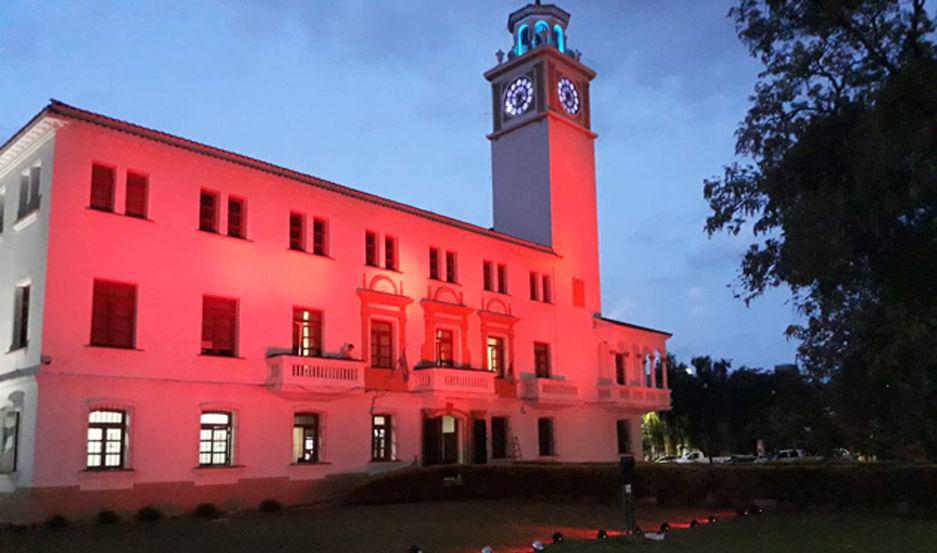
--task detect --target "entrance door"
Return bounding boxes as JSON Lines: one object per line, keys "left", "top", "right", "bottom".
{"left": 422, "top": 417, "right": 442, "bottom": 466}
{"left": 472, "top": 419, "right": 487, "bottom": 464}
{"left": 441, "top": 415, "right": 459, "bottom": 464}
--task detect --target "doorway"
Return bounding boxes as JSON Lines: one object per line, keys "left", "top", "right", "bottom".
{"left": 472, "top": 419, "right": 487, "bottom": 464}
{"left": 423, "top": 415, "right": 461, "bottom": 465}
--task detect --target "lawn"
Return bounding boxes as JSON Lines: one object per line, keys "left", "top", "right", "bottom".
{"left": 0, "top": 499, "right": 935, "bottom": 553}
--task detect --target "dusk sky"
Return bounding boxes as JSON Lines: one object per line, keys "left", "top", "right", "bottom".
{"left": 0, "top": 0, "right": 799, "bottom": 369}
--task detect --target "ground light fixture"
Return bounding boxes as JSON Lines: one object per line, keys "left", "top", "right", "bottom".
{"left": 659, "top": 522, "right": 671, "bottom": 532}
{"left": 690, "top": 519, "right": 700, "bottom": 529}
{"left": 482, "top": 547, "right": 493, "bottom": 553}
{"left": 596, "top": 529, "right": 608, "bottom": 540}
{"left": 737, "top": 507, "right": 750, "bottom": 516}
{"left": 552, "top": 531, "right": 565, "bottom": 543}
{"left": 407, "top": 546, "right": 423, "bottom": 553}
{"left": 751, "top": 505, "right": 765, "bottom": 515}
{"left": 531, "top": 540, "right": 545, "bottom": 551}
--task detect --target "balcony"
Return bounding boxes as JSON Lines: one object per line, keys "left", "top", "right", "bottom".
{"left": 520, "top": 378, "right": 581, "bottom": 405}
{"left": 408, "top": 367, "right": 497, "bottom": 396}
{"left": 596, "top": 385, "right": 672, "bottom": 410}
{"left": 267, "top": 355, "right": 366, "bottom": 394}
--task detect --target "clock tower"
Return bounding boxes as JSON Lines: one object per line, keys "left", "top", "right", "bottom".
{"left": 485, "top": 1, "right": 600, "bottom": 312}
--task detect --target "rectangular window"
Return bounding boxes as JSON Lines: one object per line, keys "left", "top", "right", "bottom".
{"left": 90, "top": 280, "right": 136, "bottom": 348}
{"left": 497, "top": 263, "right": 508, "bottom": 294}
{"left": 482, "top": 261, "right": 493, "bottom": 291}
{"left": 199, "top": 412, "right": 232, "bottom": 466}
{"left": 542, "top": 275, "right": 552, "bottom": 303}
{"left": 370, "top": 320, "right": 394, "bottom": 368}
{"left": 90, "top": 164, "right": 115, "bottom": 212}
{"left": 429, "top": 248, "right": 440, "bottom": 280}
{"left": 18, "top": 166, "right": 40, "bottom": 219}
{"left": 615, "top": 353, "right": 626, "bottom": 385}
{"left": 534, "top": 342, "right": 551, "bottom": 378}
{"left": 289, "top": 212, "right": 305, "bottom": 251}
{"left": 435, "top": 328, "right": 454, "bottom": 367}
{"left": 445, "top": 251, "right": 458, "bottom": 283}
{"left": 384, "top": 235, "right": 397, "bottom": 270}
{"left": 87, "top": 410, "right": 126, "bottom": 470}
{"left": 487, "top": 336, "right": 505, "bottom": 378}
{"left": 491, "top": 417, "right": 508, "bottom": 459}
{"left": 293, "top": 413, "right": 320, "bottom": 463}
{"left": 125, "top": 171, "right": 148, "bottom": 218}
{"left": 371, "top": 414, "right": 392, "bottom": 462}
{"left": 199, "top": 190, "right": 218, "bottom": 232}
{"left": 0, "top": 410, "right": 19, "bottom": 474}
{"left": 365, "top": 231, "right": 378, "bottom": 266}
{"left": 538, "top": 418, "right": 555, "bottom": 457}
{"left": 227, "top": 197, "right": 245, "bottom": 238}
{"left": 292, "top": 307, "right": 323, "bottom": 357}
{"left": 529, "top": 272, "right": 539, "bottom": 301}
{"left": 312, "top": 218, "right": 328, "bottom": 256}
{"left": 617, "top": 420, "right": 631, "bottom": 455}
{"left": 11, "top": 285, "right": 29, "bottom": 350}
{"left": 201, "top": 296, "right": 238, "bottom": 356}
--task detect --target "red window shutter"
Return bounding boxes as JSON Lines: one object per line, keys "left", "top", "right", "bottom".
{"left": 125, "top": 172, "right": 148, "bottom": 218}
{"left": 202, "top": 297, "right": 237, "bottom": 355}
{"left": 529, "top": 272, "right": 539, "bottom": 301}
{"left": 429, "top": 248, "right": 439, "bottom": 280}
{"left": 312, "top": 218, "right": 327, "bottom": 255}
{"left": 91, "top": 281, "right": 136, "bottom": 348}
{"left": 199, "top": 191, "right": 217, "bottom": 232}
{"left": 90, "top": 164, "right": 115, "bottom": 212}
{"left": 365, "top": 232, "right": 378, "bottom": 266}
{"left": 483, "top": 261, "right": 493, "bottom": 291}
{"left": 227, "top": 198, "right": 245, "bottom": 238}
{"left": 289, "top": 213, "right": 305, "bottom": 250}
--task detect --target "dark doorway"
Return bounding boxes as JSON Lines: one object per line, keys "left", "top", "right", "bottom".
{"left": 442, "top": 416, "right": 459, "bottom": 464}
{"left": 472, "top": 419, "right": 488, "bottom": 464}
{"left": 423, "top": 415, "right": 460, "bottom": 466}
{"left": 491, "top": 417, "right": 508, "bottom": 459}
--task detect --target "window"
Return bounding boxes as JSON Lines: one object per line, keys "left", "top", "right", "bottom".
{"left": 199, "top": 190, "right": 218, "bottom": 232}
{"left": 542, "top": 275, "right": 552, "bottom": 303}
{"left": 429, "top": 248, "right": 440, "bottom": 280}
{"left": 312, "top": 218, "right": 328, "bottom": 256}
{"left": 292, "top": 307, "right": 323, "bottom": 357}
{"left": 445, "top": 251, "right": 458, "bottom": 283}
{"left": 538, "top": 418, "right": 555, "bottom": 456}
{"left": 482, "top": 261, "right": 493, "bottom": 291}
{"left": 534, "top": 342, "right": 551, "bottom": 378}
{"left": 616, "top": 420, "right": 631, "bottom": 455}
{"left": 615, "top": 353, "right": 626, "bottom": 385}
{"left": 435, "top": 328, "right": 454, "bottom": 367}
{"left": 289, "top": 212, "right": 305, "bottom": 250}
{"left": 90, "top": 164, "right": 115, "bottom": 212}
{"left": 491, "top": 417, "right": 508, "bottom": 459}
{"left": 17, "top": 166, "right": 40, "bottom": 219}
{"left": 293, "top": 413, "right": 320, "bottom": 463}
{"left": 529, "top": 272, "right": 539, "bottom": 301}
{"left": 0, "top": 409, "right": 19, "bottom": 474}
{"left": 487, "top": 336, "right": 506, "bottom": 378}
{"left": 365, "top": 231, "right": 378, "bottom": 266}
{"left": 384, "top": 235, "right": 397, "bottom": 270}
{"left": 125, "top": 171, "right": 148, "bottom": 218}
{"left": 371, "top": 414, "right": 392, "bottom": 462}
{"left": 11, "top": 285, "right": 29, "bottom": 350}
{"left": 90, "top": 281, "right": 136, "bottom": 348}
{"left": 87, "top": 410, "right": 126, "bottom": 470}
{"left": 370, "top": 320, "right": 394, "bottom": 368}
{"left": 227, "top": 197, "right": 245, "bottom": 238}
{"left": 201, "top": 296, "right": 238, "bottom": 356}
{"left": 199, "top": 412, "right": 232, "bottom": 466}
{"left": 497, "top": 264, "right": 508, "bottom": 294}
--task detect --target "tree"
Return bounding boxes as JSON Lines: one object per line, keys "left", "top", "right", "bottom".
{"left": 705, "top": 0, "right": 937, "bottom": 458}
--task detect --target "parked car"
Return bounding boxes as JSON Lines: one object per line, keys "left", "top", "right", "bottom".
{"left": 674, "top": 450, "right": 710, "bottom": 464}
{"left": 726, "top": 454, "right": 757, "bottom": 464}
{"left": 773, "top": 448, "right": 823, "bottom": 462}
{"left": 654, "top": 455, "right": 677, "bottom": 463}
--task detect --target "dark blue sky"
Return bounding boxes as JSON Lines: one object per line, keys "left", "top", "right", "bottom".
{"left": 0, "top": 0, "right": 799, "bottom": 369}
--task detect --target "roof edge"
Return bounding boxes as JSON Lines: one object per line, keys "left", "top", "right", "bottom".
{"left": 596, "top": 315, "right": 673, "bottom": 337}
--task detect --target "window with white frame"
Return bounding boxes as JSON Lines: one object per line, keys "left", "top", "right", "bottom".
{"left": 293, "top": 413, "right": 321, "bottom": 463}
{"left": 199, "top": 411, "right": 232, "bottom": 466}
{"left": 0, "top": 409, "right": 19, "bottom": 474}
{"left": 17, "top": 165, "right": 40, "bottom": 220}
{"left": 86, "top": 410, "right": 127, "bottom": 470}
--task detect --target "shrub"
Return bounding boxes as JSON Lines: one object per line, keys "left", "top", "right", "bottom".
{"left": 44, "top": 514, "right": 68, "bottom": 529}
{"left": 192, "top": 503, "right": 222, "bottom": 519}
{"left": 258, "top": 499, "right": 282, "bottom": 513}
{"left": 95, "top": 510, "right": 120, "bottom": 525}
{"left": 135, "top": 506, "right": 162, "bottom": 522}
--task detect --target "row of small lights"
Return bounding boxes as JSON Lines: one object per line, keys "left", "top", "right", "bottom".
{"left": 404, "top": 505, "right": 765, "bottom": 552}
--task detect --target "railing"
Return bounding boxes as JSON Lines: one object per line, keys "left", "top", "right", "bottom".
{"left": 267, "top": 355, "right": 366, "bottom": 392}
{"left": 408, "top": 367, "right": 497, "bottom": 395}
{"left": 520, "top": 378, "right": 581, "bottom": 404}
{"left": 596, "top": 384, "right": 671, "bottom": 409}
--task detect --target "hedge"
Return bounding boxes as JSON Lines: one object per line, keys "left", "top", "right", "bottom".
{"left": 344, "top": 463, "right": 937, "bottom": 509}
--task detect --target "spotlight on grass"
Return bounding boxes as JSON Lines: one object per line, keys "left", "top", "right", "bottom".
{"left": 596, "top": 529, "right": 608, "bottom": 540}
{"left": 659, "top": 522, "right": 671, "bottom": 533}
{"left": 407, "top": 546, "right": 423, "bottom": 553}
{"left": 690, "top": 519, "right": 700, "bottom": 529}
{"left": 531, "top": 540, "right": 545, "bottom": 551}
{"left": 751, "top": 505, "right": 765, "bottom": 515}
{"left": 737, "top": 507, "right": 750, "bottom": 517}
{"left": 482, "top": 547, "right": 493, "bottom": 553}
{"left": 708, "top": 515, "right": 718, "bottom": 524}
{"left": 552, "top": 531, "right": 565, "bottom": 543}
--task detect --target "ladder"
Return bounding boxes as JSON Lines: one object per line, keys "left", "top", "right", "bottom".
{"left": 509, "top": 435, "right": 523, "bottom": 460}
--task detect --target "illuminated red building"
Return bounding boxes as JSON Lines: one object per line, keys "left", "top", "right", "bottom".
{"left": 0, "top": 3, "right": 670, "bottom": 521}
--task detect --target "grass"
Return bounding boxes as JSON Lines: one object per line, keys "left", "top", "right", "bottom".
{"left": 0, "top": 499, "right": 935, "bottom": 552}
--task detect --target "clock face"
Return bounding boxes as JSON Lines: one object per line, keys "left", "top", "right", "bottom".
{"left": 557, "top": 77, "right": 580, "bottom": 115}
{"left": 504, "top": 76, "right": 534, "bottom": 118}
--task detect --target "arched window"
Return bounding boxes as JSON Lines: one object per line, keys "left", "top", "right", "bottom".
{"left": 534, "top": 21, "right": 550, "bottom": 47}
{"left": 517, "top": 24, "right": 531, "bottom": 55}
{"left": 553, "top": 24, "right": 565, "bottom": 52}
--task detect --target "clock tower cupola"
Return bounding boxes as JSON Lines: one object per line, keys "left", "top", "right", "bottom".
{"left": 485, "top": 2, "right": 601, "bottom": 311}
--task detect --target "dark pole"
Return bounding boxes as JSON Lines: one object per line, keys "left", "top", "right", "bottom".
{"left": 618, "top": 455, "right": 636, "bottom": 534}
